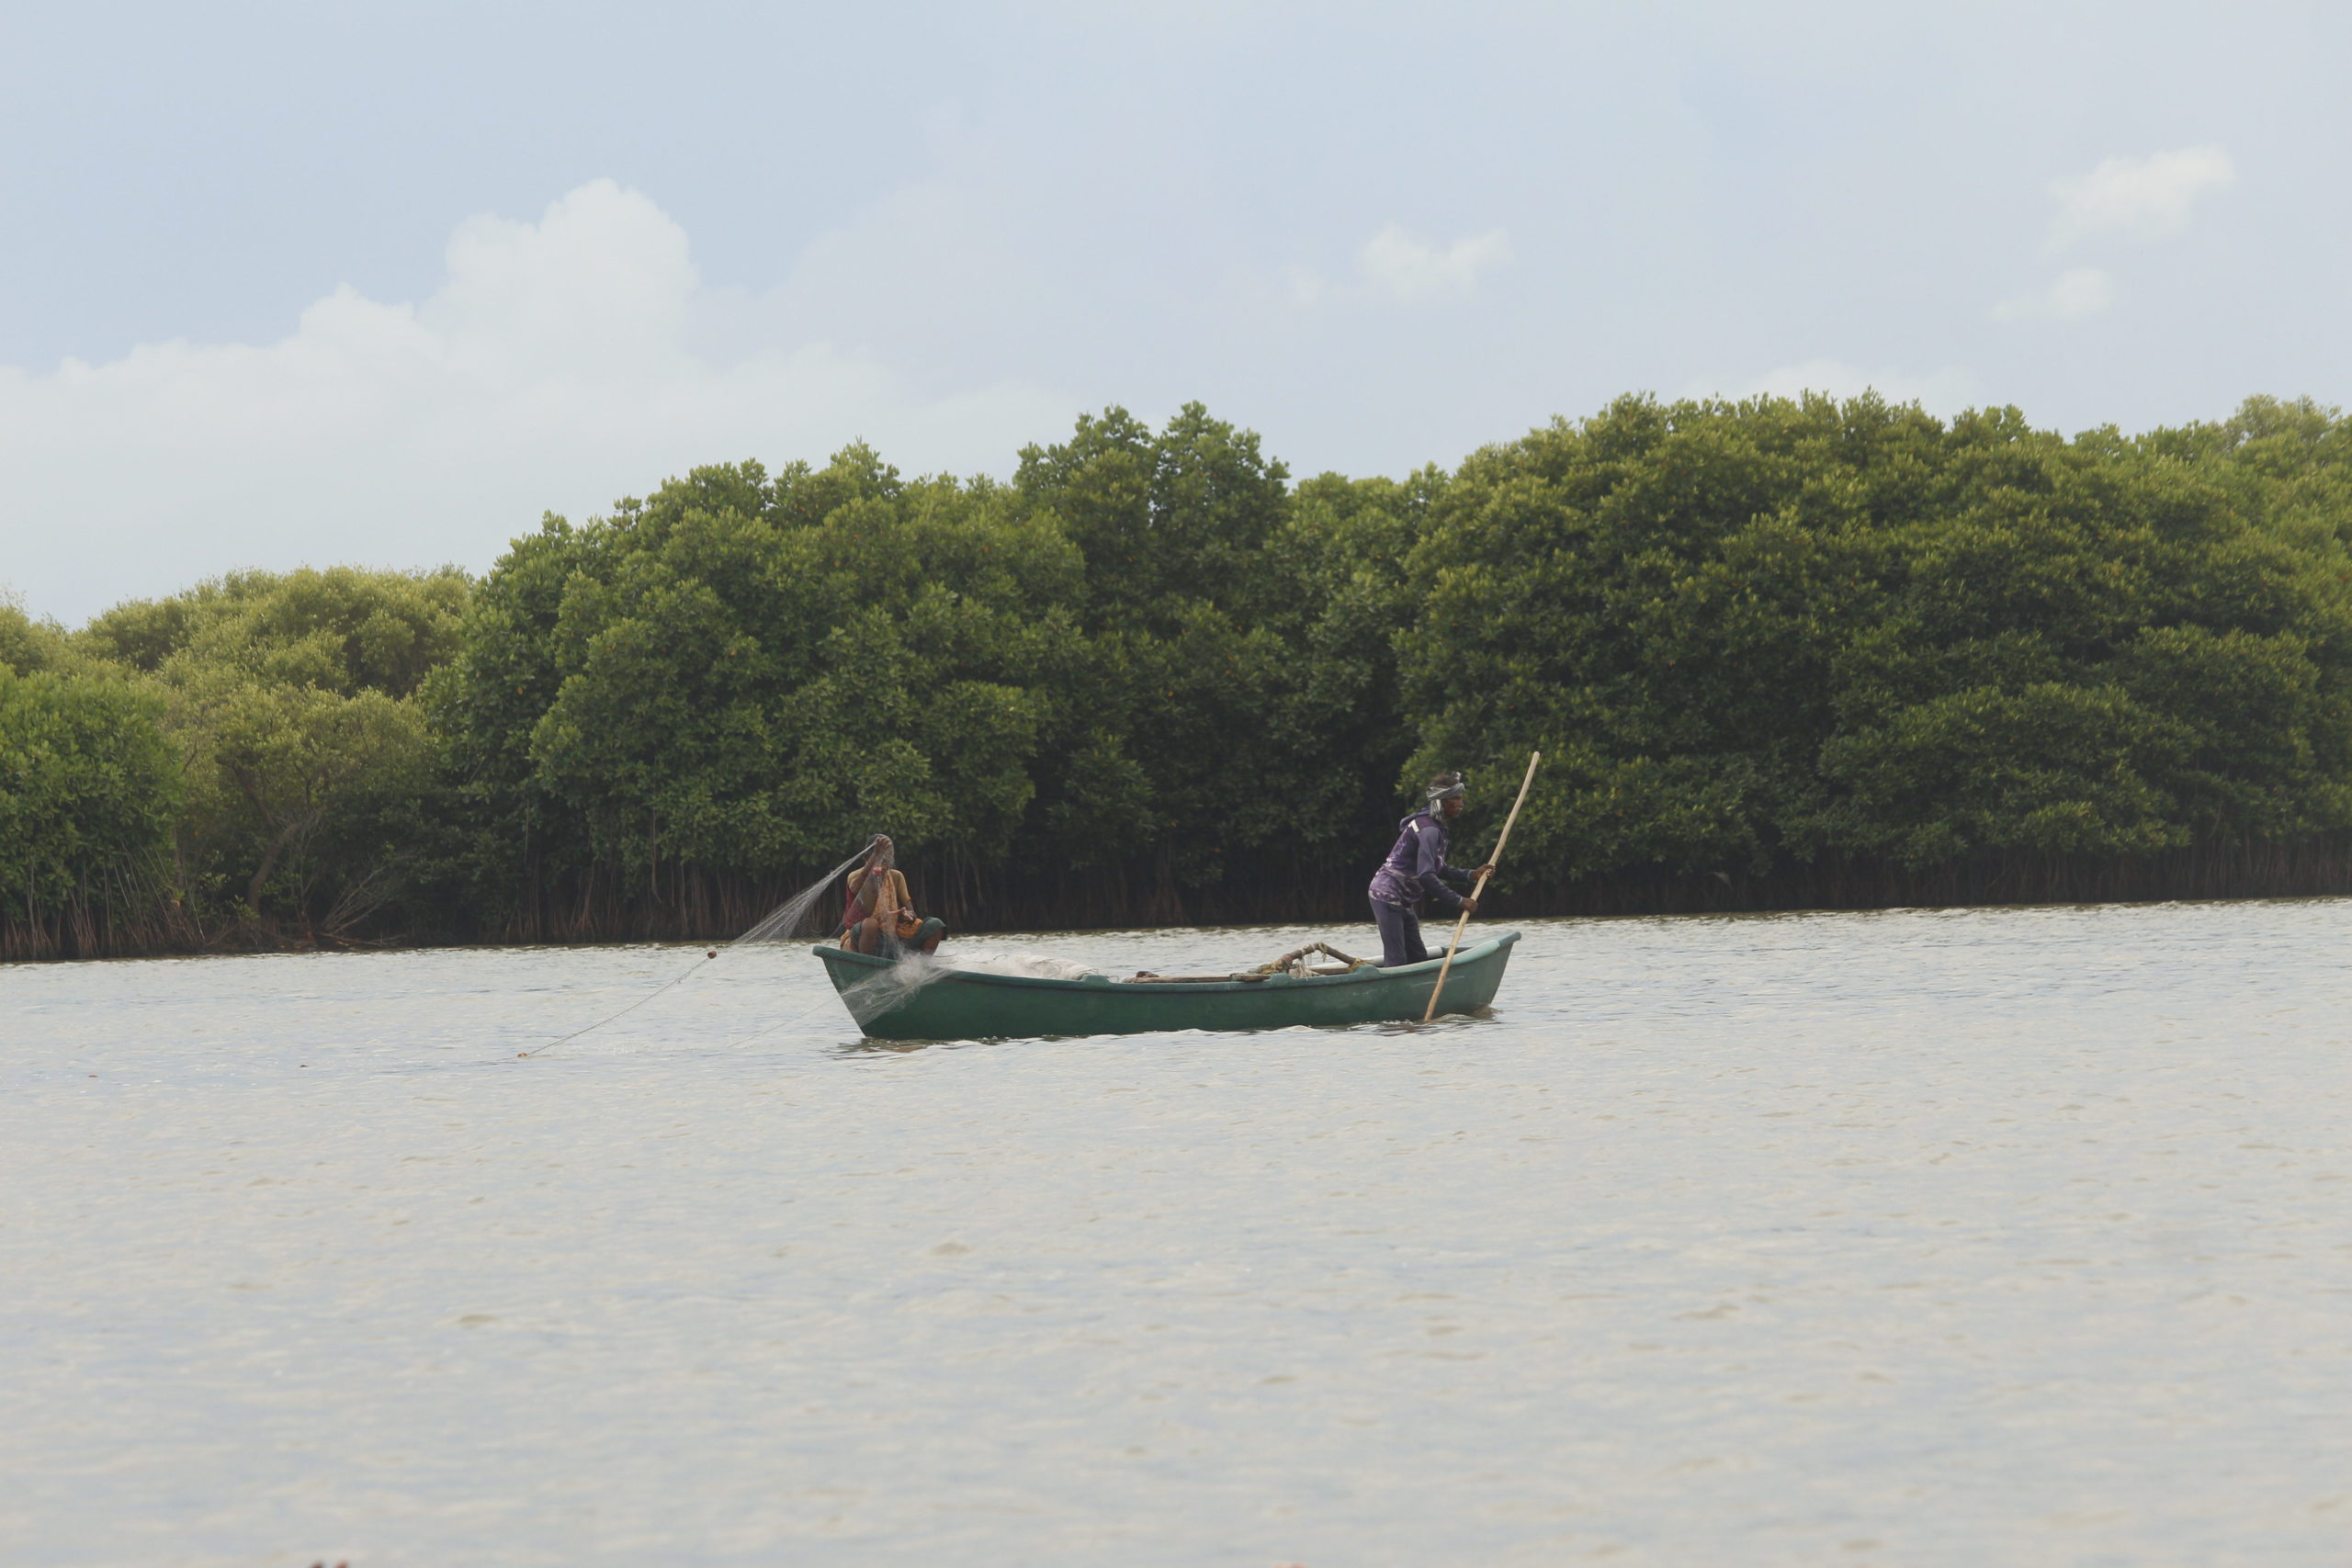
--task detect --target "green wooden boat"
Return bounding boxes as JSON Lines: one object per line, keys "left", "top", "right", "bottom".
{"left": 811, "top": 929, "right": 1521, "bottom": 1040}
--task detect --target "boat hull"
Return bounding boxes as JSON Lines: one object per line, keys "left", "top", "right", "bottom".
{"left": 812, "top": 930, "right": 1521, "bottom": 1041}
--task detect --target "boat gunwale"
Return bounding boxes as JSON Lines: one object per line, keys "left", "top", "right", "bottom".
{"left": 811, "top": 930, "right": 1521, "bottom": 993}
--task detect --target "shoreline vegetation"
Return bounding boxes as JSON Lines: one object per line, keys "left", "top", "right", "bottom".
{"left": 7, "top": 391, "right": 2352, "bottom": 961}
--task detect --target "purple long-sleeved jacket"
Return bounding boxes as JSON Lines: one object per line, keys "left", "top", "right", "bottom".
{"left": 1368, "top": 811, "right": 1478, "bottom": 909}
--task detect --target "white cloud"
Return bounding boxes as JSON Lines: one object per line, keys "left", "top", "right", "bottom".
{"left": 1711, "top": 359, "right": 1976, "bottom": 415}
{"left": 2046, "top": 147, "right": 2235, "bottom": 251}
{"left": 0, "top": 181, "right": 1075, "bottom": 624}
{"left": 1992, "top": 266, "right": 2115, "bottom": 321}
{"left": 1287, "top": 224, "right": 1514, "bottom": 307}
{"left": 1359, "top": 225, "right": 1514, "bottom": 302}
{"left": 1283, "top": 264, "right": 1330, "bottom": 307}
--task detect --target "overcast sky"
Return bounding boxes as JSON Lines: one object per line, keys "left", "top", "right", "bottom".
{"left": 3, "top": 0, "right": 2346, "bottom": 623}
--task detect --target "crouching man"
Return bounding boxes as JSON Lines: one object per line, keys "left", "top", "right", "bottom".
{"left": 840, "top": 835, "right": 945, "bottom": 958}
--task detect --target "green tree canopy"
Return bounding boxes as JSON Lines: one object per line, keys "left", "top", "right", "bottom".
{"left": 1406, "top": 393, "right": 2352, "bottom": 876}
{"left": 432, "top": 450, "right": 1082, "bottom": 919}
{"left": 0, "top": 665, "right": 183, "bottom": 950}
{"left": 1, "top": 599, "right": 76, "bottom": 676}
{"left": 73, "top": 567, "right": 467, "bottom": 936}
{"left": 14, "top": 392, "right": 2352, "bottom": 955}
{"left": 80, "top": 565, "right": 469, "bottom": 695}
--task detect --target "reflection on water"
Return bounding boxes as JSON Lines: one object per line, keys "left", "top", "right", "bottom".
{"left": 4, "top": 901, "right": 2349, "bottom": 1566}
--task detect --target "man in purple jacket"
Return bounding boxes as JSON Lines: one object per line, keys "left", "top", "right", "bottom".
{"left": 1367, "top": 771, "right": 1494, "bottom": 966}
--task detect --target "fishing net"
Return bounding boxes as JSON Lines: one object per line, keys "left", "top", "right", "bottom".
{"left": 529, "top": 830, "right": 1004, "bottom": 1055}
{"left": 729, "top": 838, "right": 885, "bottom": 949}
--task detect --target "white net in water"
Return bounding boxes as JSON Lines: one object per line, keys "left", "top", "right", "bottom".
{"left": 836, "top": 953, "right": 948, "bottom": 1027}
{"left": 942, "top": 952, "right": 1099, "bottom": 981}
{"left": 828, "top": 941, "right": 1106, "bottom": 1029}
{"left": 836, "top": 952, "right": 1102, "bottom": 1027}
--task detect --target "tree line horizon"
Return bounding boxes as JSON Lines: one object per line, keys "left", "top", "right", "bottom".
{"left": 6, "top": 389, "right": 2352, "bottom": 960}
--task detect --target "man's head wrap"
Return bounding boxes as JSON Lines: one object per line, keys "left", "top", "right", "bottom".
{"left": 1426, "top": 771, "right": 1466, "bottom": 807}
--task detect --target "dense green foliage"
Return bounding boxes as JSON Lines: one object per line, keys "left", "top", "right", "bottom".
{"left": 425, "top": 408, "right": 1426, "bottom": 934}
{"left": 6, "top": 394, "right": 2352, "bottom": 954}
{"left": 1405, "top": 394, "right": 2352, "bottom": 877}
{"left": 0, "top": 660, "right": 183, "bottom": 954}
{"left": 4, "top": 570, "right": 467, "bottom": 951}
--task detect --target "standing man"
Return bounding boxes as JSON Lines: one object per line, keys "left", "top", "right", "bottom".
{"left": 1366, "top": 771, "right": 1493, "bottom": 966}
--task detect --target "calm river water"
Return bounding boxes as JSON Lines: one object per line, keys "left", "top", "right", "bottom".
{"left": 5, "top": 901, "right": 2349, "bottom": 1566}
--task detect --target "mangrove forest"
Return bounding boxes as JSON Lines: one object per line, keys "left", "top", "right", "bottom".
{"left": 7, "top": 390, "right": 2352, "bottom": 958}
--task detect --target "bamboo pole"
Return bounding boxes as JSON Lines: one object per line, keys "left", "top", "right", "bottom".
{"left": 1421, "top": 750, "right": 1542, "bottom": 1023}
